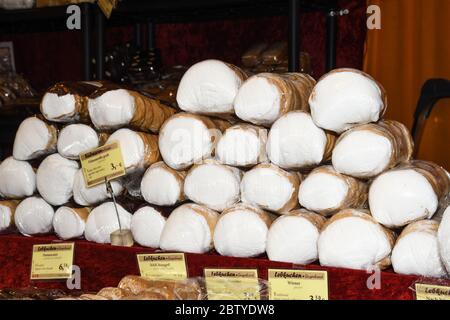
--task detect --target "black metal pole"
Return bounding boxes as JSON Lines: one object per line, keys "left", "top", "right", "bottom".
{"left": 95, "top": 9, "right": 105, "bottom": 80}
{"left": 134, "top": 23, "right": 141, "bottom": 48}
{"left": 288, "top": 0, "right": 300, "bottom": 72}
{"left": 147, "top": 20, "right": 155, "bottom": 50}
{"left": 326, "top": 9, "right": 337, "bottom": 71}
{"left": 81, "top": 3, "right": 91, "bottom": 80}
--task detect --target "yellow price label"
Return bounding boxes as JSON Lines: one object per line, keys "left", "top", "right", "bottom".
{"left": 268, "top": 269, "right": 328, "bottom": 300}
{"left": 30, "top": 243, "right": 74, "bottom": 280}
{"left": 79, "top": 142, "right": 125, "bottom": 188}
{"left": 204, "top": 269, "right": 260, "bottom": 300}
{"left": 137, "top": 253, "right": 188, "bottom": 281}
{"left": 415, "top": 283, "right": 450, "bottom": 300}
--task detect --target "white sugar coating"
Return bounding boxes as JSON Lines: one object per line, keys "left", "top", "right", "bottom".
{"left": 318, "top": 217, "right": 391, "bottom": 270}
{"left": 159, "top": 116, "right": 213, "bottom": 170}
{"left": 73, "top": 169, "right": 123, "bottom": 206}
{"left": 438, "top": 206, "right": 450, "bottom": 273}
{"left": 267, "top": 215, "right": 320, "bottom": 264}
{"left": 131, "top": 206, "right": 166, "bottom": 248}
{"left": 141, "top": 166, "right": 182, "bottom": 206}
{"left": 0, "top": 204, "right": 13, "bottom": 231}
{"left": 176, "top": 59, "right": 243, "bottom": 114}
{"left": 332, "top": 130, "right": 392, "bottom": 178}
{"left": 392, "top": 230, "right": 446, "bottom": 278}
{"left": 13, "top": 117, "right": 54, "bottom": 160}
{"left": 298, "top": 171, "right": 348, "bottom": 212}
{"left": 36, "top": 154, "right": 79, "bottom": 206}
{"left": 214, "top": 209, "right": 268, "bottom": 257}
{"left": 41, "top": 92, "right": 76, "bottom": 121}
{"left": 53, "top": 207, "right": 86, "bottom": 240}
{"left": 106, "top": 128, "right": 145, "bottom": 170}
{"left": 216, "top": 126, "right": 267, "bottom": 166}
{"left": 369, "top": 169, "right": 438, "bottom": 228}
{"left": 309, "top": 70, "right": 384, "bottom": 133}
{"left": 15, "top": 197, "right": 54, "bottom": 236}
{"left": 57, "top": 124, "right": 99, "bottom": 159}
{"left": 88, "top": 89, "right": 135, "bottom": 129}
{"left": 0, "top": 156, "right": 36, "bottom": 199}
{"left": 84, "top": 202, "right": 132, "bottom": 244}
{"left": 266, "top": 111, "right": 327, "bottom": 169}
{"left": 234, "top": 76, "right": 280, "bottom": 126}
{"left": 160, "top": 205, "right": 212, "bottom": 254}
{"left": 241, "top": 166, "right": 294, "bottom": 212}
{"left": 184, "top": 163, "right": 241, "bottom": 212}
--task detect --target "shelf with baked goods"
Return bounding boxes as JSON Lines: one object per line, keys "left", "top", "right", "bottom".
{"left": 0, "top": 233, "right": 446, "bottom": 300}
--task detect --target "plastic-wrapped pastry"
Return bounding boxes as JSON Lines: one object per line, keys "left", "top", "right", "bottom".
{"left": 53, "top": 206, "right": 91, "bottom": 240}
{"left": 57, "top": 124, "right": 108, "bottom": 159}
{"left": 130, "top": 206, "right": 166, "bottom": 248}
{"left": 14, "top": 197, "right": 54, "bottom": 236}
{"left": 438, "top": 206, "right": 450, "bottom": 274}
{"left": 0, "top": 200, "right": 19, "bottom": 233}
{"left": 0, "top": 156, "right": 36, "bottom": 199}
{"left": 241, "top": 43, "right": 269, "bottom": 67}
{"left": 261, "top": 42, "right": 288, "bottom": 65}
{"left": 97, "top": 287, "right": 131, "bottom": 300}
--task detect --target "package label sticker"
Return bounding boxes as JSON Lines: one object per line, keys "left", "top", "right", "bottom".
{"left": 415, "top": 283, "right": 450, "bottom": 300}
{"left": 268, "top": 269, "right": 329, "bottom": 300}
{"left": 137, "top": 253, "right": 188, "bottom": 281}
{"left": 80, "top": 142, "right": 125, "bottom": 187}
{"left": 204, "top": 268, "right": 260, "bottom": 300}
{"left": 30, "top": 243, "right": 74, "bottom": 280}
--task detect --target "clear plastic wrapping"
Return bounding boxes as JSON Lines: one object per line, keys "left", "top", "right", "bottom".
{"left": 14, "top": 196, "right": 54, "bottom": 236}
{"left": 0, "top": 156, "right": 36, "bottom": 199}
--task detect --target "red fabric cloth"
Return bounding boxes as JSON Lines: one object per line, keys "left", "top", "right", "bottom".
{"left": 0, "top": 234, "right": 433, "bottom": 300}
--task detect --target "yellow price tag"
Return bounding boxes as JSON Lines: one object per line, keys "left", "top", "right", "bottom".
{"left": 137, "top": 253, "right": 188, "bottom": 281}
{"left": 30, "top": 243, "right": 74, "bottom": 280}
{"left": 79, "top": 142, "right": 125, "bottom": 188}
{"left": 204, "top": 269, "right": 260, "bottom": 300}
{"left": 415, "top": 283, "right": 450, "bottom": 300}
{"left": 268, "top": 269, "right": 328, "bottom": 300}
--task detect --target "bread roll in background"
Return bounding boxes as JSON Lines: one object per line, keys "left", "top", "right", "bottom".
{"left": 53, "top": 206, "right": 90, "bottom": 240}
{"left": 140, "top": 162, "right": 185, "bottom": 206}
{"left": 309, "top": 68, "right": 387, "bottom": 133}
{"left": 438, "top": 206, "right": 450, "bottom": 274}
{"left": 391, "top": 220, "right": 447, "bottom": 278}
{"left": 159, "top": 203, "right": 218, "bottom": 254}
{"left": 57, "top": 124, "right": 107, "bottom": 159}
{"left": 241, "top": 43, "right": 269, "bottom": 67}
{"left": 158, "top": 113, "right": 230, "bottom": 170}
{"left": 369, "top": 160, "right": 450, "bottom": 228}
{"left": 241, "top": 163, "right": 301, "bottom": 214}
{"left": 97, "top": 287, "right": 131, "bottom": 300}
{"left": 84, "top": 202, "right": 132, "bottom": 244}
{"left": 14, "top": 197, "right": 54, "bottom": 236}
{"left": 318, "top": 209, "right": 395, "bottom": 270}
{"left": 0, "top": 200, "right": 19, "bottom": 232}
{"left": 213, "top": 203, "right": 273, "bottom": 257}
{"left": 176, "top": 59, "right": 247, "bottom": 115}
{"left": 106, "top": 128, "right": 160, "bottom": 172}
{"left": 130, "top": 206, "right": 166, "bottom": 248}
{"left": 267, "top": 209, "right": 326, "bottom": 264}
{"left": 88, "top": 87, "right": 176, "bottom": 132}
{"left": 298, "top": 166, "right": 368, "bottom": 217}
{"left": 0, "top": 157, "right": 36, "bottom": 199}
{"left": 184, "top": 160, "right": 242, "bottom": 211}
{"left": 332, "top": 120, "right": 414, "bottom": 179}
{"left": 41, "top": 81, "right": 101, "bottom": 123}
{"left": 13, "top": 117, "right": 57, "bottom": 161}
{"left": 266, "top": 111, "right": 335, "bottom": 170}
{"left": 234, "top": 72, "right": 315, "bottom": 126}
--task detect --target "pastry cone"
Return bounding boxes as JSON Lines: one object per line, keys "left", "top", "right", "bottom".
{"left": 318, "top": 209, "right": 395, "bottom": 270}
{"left": 159, "top": 112, "right": 231, "bottom": 170}
{"left": 106, "top": 128, "right": 160, "bottom": 172}
{"left": 332, "top": 120, "right": 414, "bottom": 178}
{"left": 140, "top": 161, "right": 186, "bottom": 206}
{"left": 298, "top": 165, "right": 368, "bottom": 216}
{"left": 159, "top": 203, "right": 219, "bottom": 254}
{"left": 267, "top": 209, "right": 326, "bottom": 264}
{"left": 88, "top": 86, "right": 176, "bottom": 132}
{"left": 53, "top": 206, "right": 91, "bottom": 240}
{"left": 241, "top": 42, "right": 269, "bottom": 67}
{"left": 176, "top": 59, "right": 248, "bottom": 115}
{"left": 13, "top": 117, "right": 57, "bottom": 161}
{"left": 213, "top": 203, "right": 273, "bottom": 258}
{"left": 14, "top": 197, "right": 54, "bottom": 236}
{"left": 241, "top": 163, "right": 301, "bottom": 214}
{"left": 216, "top": 123, "right": 268, "bottom": 167}
{"left": 0, "top": 200, "right": 19, "bottom": 232}
{"left": 438, "top": 206, "right": 450, "bottom": 274}
{"left": 0, "top": 156, "right": 36, "bottom": 199}
{"left": 184, "top": 159, "right": 242, "bottom": 212}
{"left": 41, "top": 81, "right": 102, "bottom": 123}
{"left": 234, "top": 72, "right": 315, "bottom": 126}
{"left": 261, "top": 42, "right": 288, "bottom": 65}
{"left": 57, "top": 124, "right": 108, "bottom": 159}
{"left": 97, "top": 287, "right": 131, "bottom": 300}
{"left": 392, "top": 220, "right": 446, "bottom": 278}
{"left": 309, "top": 68, "right": 387, "bottom": 133}
{"left": 130, "top": 206, "right": 166, "bottom": 248}
{"left": 266, "top": 110, "right": 335, "bottom": 170}
{"left": 369, "top": 160, "right": 450, "bottom": 228}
